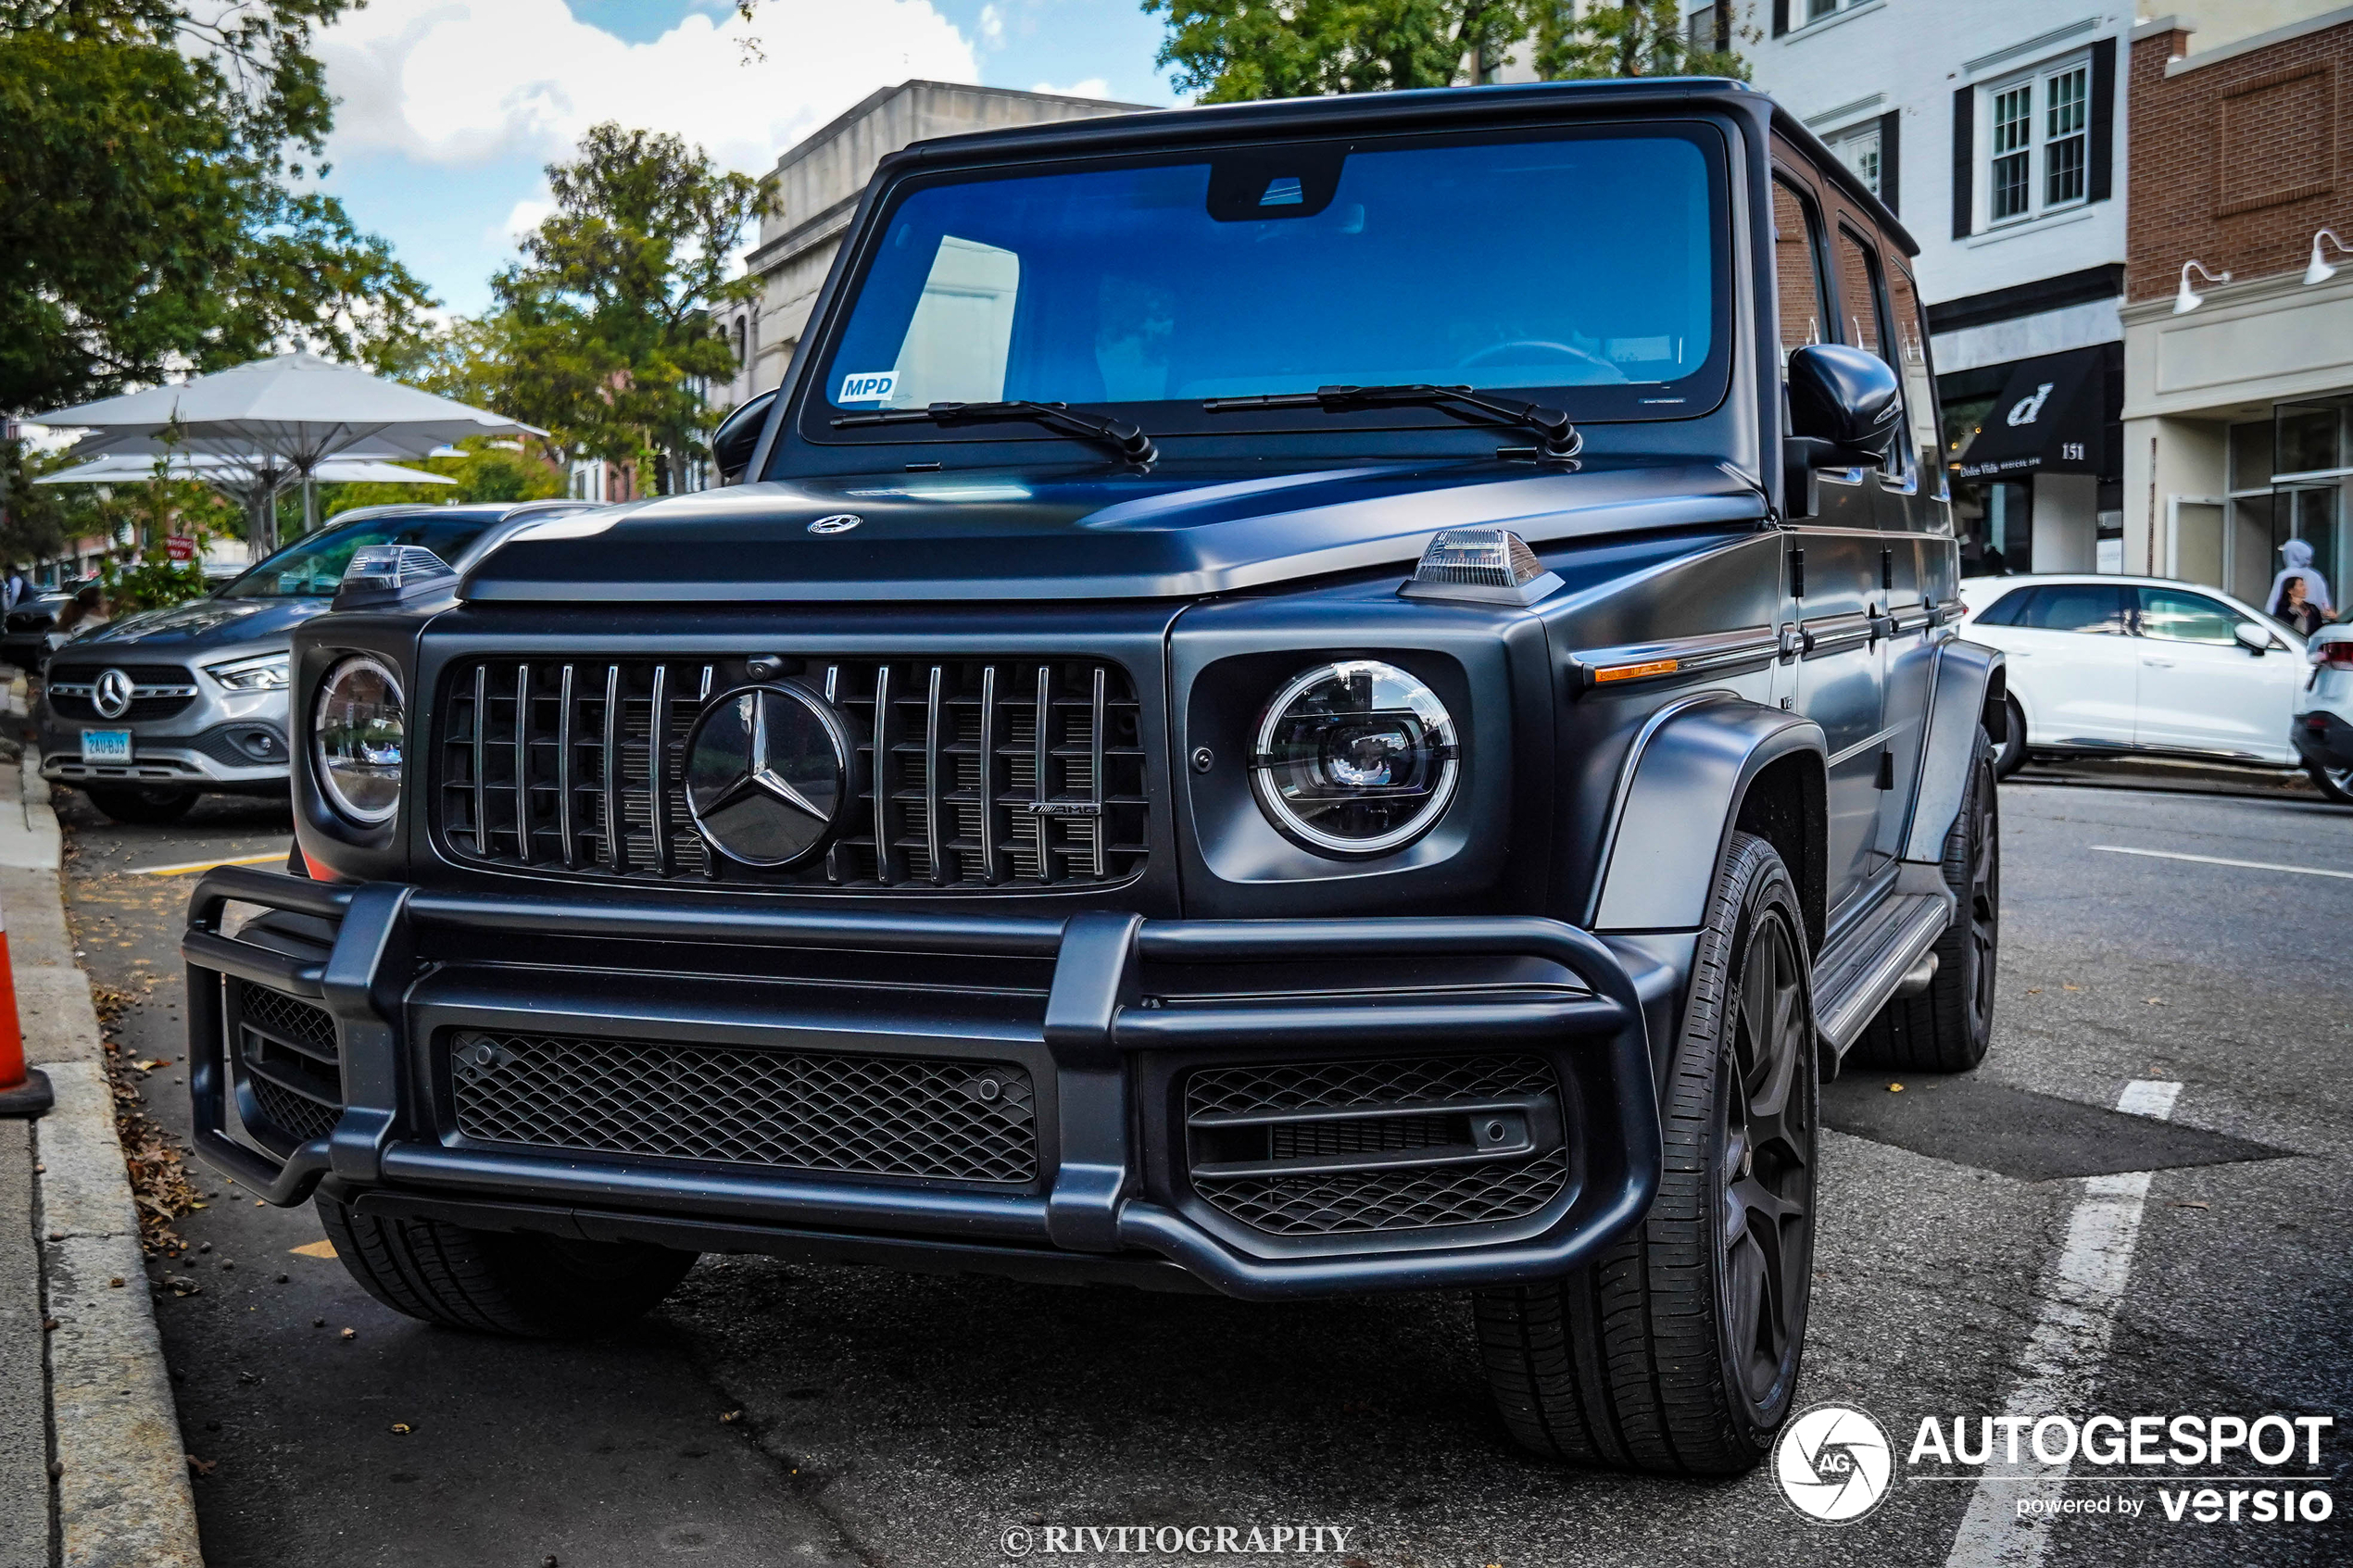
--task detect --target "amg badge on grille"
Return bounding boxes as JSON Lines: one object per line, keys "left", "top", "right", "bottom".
{"left": 683, "top": 684, "right": 850, "bottom": 867}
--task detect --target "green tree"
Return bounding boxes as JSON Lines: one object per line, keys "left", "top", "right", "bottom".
{"left": 1143, "top": 0, "right": 1749, "bottom": 102}
{"left": 0, "top": 0, "right": 437, "bottom": 417}
{"left": 487, "top": 124, "right": 774, "bottom": 495}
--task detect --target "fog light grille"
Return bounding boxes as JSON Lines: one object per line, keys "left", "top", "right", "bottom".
{"left": 1185, "top": 1055, "right": 1567, "bottom": 1236}
{"left": 448, "top": 1031, "right": 1038, "bottom": 1184}
{"left": 227, "top": 980, "right": 342, "bottom": 1152}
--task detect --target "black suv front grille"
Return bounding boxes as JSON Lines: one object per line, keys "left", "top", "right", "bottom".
{"left": 433, "top": 656, "right": 1148, "bottom": 891}
{"left": 1184, "top": 1056, "right": 1571, "bottom": 1236}
{"left": 447, "top": 1030, "right": 1038, "bottom": 1184}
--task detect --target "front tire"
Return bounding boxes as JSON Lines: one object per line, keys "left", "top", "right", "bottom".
{"left": 83, "top": 784, "right": 198, "bottom": 824}
{"left": 1850, "top": 727, "right": 2000, "bottom": 1073}
{"left": 316, "top": 1192, "right": 698, "bottom": 1338}
{"left": 1476, "top": 833, "right": 1817, "bottom": 1474}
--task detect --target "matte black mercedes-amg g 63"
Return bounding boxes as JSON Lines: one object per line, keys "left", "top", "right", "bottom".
{"left": 183, "top": 77, "right": 2004, "bottom": 1475}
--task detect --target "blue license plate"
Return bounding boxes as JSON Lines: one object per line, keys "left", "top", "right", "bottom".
{"left": 82, "top": 730, "right": 132, "bottom": 763}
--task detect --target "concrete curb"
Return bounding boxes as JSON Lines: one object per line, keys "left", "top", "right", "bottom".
{"left": 3, "top": 717, "right": 204, "bottom": 1566}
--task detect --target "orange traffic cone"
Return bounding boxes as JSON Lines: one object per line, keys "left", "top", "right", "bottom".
{"left": 0, "top": 891, "right": 53, "bottom": 1119}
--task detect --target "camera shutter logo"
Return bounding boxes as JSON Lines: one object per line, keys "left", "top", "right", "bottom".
{"left": 1773, "top": 1403, "right": 1895, "bottom": 1524}
{"left": 93, "top": 669, "right": 135, "bottom": 720}
{"left": 807, "top": 514, "right": 862, "bottom": 535}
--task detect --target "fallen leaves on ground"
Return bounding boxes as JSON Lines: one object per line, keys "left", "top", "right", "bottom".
{"left": 90, "top": 984, "right": 198, "bottom": 1257}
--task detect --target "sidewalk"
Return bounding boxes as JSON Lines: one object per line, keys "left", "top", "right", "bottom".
{"left": 2, "top": 677, "right": 203, "bottom": 1568}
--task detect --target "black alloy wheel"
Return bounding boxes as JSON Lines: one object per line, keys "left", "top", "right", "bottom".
{"left": 1718, "top": 908, "right": 1813, "bottom": 1416}
{"left": 2309, "top": 761, "right": 2353, "bottom": 806}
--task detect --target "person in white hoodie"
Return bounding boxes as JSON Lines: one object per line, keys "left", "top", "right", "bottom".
{"left": 2266, "top": 537, "right": 2334, "bottom": 621}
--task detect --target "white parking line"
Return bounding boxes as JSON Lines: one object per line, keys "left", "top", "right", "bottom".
{"left": 2093, "top": 845, "right": 2353, "bottom": 880}
{"left": 1943, "top": 1079, "right": 2182, "bottom": 1568}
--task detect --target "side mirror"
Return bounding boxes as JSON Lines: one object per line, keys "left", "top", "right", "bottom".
{"left": 710, "top": 387, "right": 777, "bottom": 485}
{"left": 1786, "top": 344, "right": 1903, "bottom": 464}
{"left": 2234, "top": 621, "right": 2272, "bottom": 655}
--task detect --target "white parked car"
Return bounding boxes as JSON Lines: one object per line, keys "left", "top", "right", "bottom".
{"left": 1957, "top": 574, "right": 2312, "bottom": 780}
{"left": 2294, "top": 623, "right": 2353, "bottom": 803}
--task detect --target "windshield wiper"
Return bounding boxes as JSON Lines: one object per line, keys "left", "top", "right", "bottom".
{"left": 831, "top": 400, "right": 1156, "bottom": 464}
{"left": 1202, "top": 383, "right": 1581, "bottom": 460}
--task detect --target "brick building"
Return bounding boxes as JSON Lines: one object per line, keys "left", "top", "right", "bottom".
{"left": 2120, "top": 6, "right": 2353, "bottom": 600}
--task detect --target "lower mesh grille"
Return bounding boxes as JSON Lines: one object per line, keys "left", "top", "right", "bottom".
{"left": 251, "top": 1076, "right": 340, "bottom": 1145}
{"left": 1192, "top": 1149, "right": 1573, "bottom": 1236}
{"left": 448, "top": 1031, "right": 1038, "bottom": 1184}
{"left": 1186, "top": 1055, "right": 1568, "bottom": 1236}
{"left": 228, "top": 981, "right": 342, "bottom": 1149}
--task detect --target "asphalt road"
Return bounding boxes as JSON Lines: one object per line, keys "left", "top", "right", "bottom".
{"left": 48, "top": 777, "right": 2353, "bottom": 1568}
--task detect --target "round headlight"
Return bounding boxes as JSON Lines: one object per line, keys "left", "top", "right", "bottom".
{"left": 1251, "top": 660, "right": 1458, "bottom": 855}
{"left": 313, "top": 655, "right": 405, "bottom": 825}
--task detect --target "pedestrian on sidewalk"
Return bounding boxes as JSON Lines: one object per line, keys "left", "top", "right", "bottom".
{"left": 2267, "top": 538, "right": 2334, "bottom": 620}
{"left": 2277, "top": 574, "right": 2328, "bottom": 637}
{"left": 0, "top": 564, "right": 25, "bottom": 615}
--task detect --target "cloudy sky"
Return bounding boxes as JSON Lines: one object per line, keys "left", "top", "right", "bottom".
{"left": 314, "top": 0, "right": 1178, "bottom": 316}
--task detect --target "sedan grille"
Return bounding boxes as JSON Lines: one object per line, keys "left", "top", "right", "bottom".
{"left": 447, "top": 1030, "right": 1038, "bottom": 1184}
{"left": 434, "top": 656, "right": 1147, "bottom": 890}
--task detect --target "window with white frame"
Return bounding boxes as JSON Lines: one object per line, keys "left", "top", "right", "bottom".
{"left": 1983, "top": 56, "right": 2090, "bottom": 225}
{"left": 1826, "top": 123, "right": 1881, "bottom": 199}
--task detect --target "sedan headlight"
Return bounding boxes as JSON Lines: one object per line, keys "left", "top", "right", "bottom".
{"left": 205, "top": 652, "right": 290, "bottom": 691}
{"left": 313, "top": 655, "right": 405, "bottom": 824}
{"left": 1250, "top": 660, "right": 1458, "bottom": 855}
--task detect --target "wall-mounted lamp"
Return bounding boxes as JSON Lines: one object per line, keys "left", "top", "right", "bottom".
{"left": 2174, "top": 259, "right": 2231, "bottom": 315}
{"left": 2305, "top": 230, "right": 2352, "bottom": 286}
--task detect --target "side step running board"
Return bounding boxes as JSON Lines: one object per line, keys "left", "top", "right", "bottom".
{"left": 1813, "top": 893, "right": 1953, "bottom": 1051}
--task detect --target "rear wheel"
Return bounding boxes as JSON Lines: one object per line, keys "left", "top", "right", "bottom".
{"left": 316, "top": 1192, "right": 698, "bottom": 1338}
{"left": 1850, "top": 728, "right": 1999, "bottom": 1073}
{"left": 1991, "top": 696, "right": 2029, "bottom": 779}
{"left": 1475, "top": 833, "right": 1816, "bottom": 1474}
{"left": 2309, "top": 761, "right": 2353, "bottom": 806}
{"left": 82, "top": 784, "right": 198, "bottom": 824}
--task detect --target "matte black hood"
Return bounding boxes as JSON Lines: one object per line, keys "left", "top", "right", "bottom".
{"left": 58, "top": 595, "right": 328, "bottom": 654}
{"left": 462, "top": 458, "right": 1766, "bottom": 604}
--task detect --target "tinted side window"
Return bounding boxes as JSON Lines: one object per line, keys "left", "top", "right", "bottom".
{"left": 2136, "top": 587, "right": 2239, "bottom": 645}
{"left": 1972, "top": 588, "right": 2030, "bottom": 626}
{"left": 2011, "top": 584, "right": 2130, "bottom": 633}
{"left": 1831, "top": 226, "right": 1888, "bottom": 359}
{"left": 1883, "top": 261, "right": 1944, "bottom": 491}
{"left": 1770, "top": 177, "right": 1828, "bottom": 362}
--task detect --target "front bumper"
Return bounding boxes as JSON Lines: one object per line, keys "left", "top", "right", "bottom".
{"left": 182, "top": 868, "right": 1666, "bottom": 1299}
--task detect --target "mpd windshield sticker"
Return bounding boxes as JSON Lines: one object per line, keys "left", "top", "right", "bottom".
{"left": 837, "top": 370, "right": 897, "bottom": 404}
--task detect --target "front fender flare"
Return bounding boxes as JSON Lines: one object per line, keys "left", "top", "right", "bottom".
{"left": 1901, "top": 638, "right": 2006, "bottom": 863}
{"left": 1588, "top": 694, "right": 1827, "bottom": 934}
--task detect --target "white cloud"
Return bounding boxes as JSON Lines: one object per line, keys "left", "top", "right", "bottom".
{"left": 978, "top": 4, "right": 1004, "bottom": 46}
{"left": 1030, "top": 77, "right": 1111, "bottom": 99}
{"left": 499, "top": 195, "right": 555, "bottom": 241}
{"left": 318, "top": 0, "right": 980, "bottom": 175}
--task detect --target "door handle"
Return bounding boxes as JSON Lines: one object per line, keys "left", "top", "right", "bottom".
{"left": 2142, "top": 658, "right": 2174, "bottom": 667}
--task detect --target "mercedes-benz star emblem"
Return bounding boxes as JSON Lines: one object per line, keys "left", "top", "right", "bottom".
{"left": 807, "top": 514, "right": 862, "bottom": 534}
{"left": 92, "top": 668, "right": 135, "bottom": 720}
{"left": 683, "top": 684, "right": 849, "bottom": 868}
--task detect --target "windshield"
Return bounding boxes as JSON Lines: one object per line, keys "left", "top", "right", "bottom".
{"left": 812, "top": 127, "right": 1726, "bottom": 442}
{"left": 220, "top": 515, "right": 502, "bottom": 599}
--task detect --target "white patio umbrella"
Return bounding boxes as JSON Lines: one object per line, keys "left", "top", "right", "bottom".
{"left": 34, "top": 452, "right": 459, "bottom": 488}
{"left": 33, "top": 351, "right": 541, "bottom": 549}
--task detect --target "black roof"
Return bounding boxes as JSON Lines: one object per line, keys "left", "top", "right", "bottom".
{"left": 879, "top": 76, "right": 1917, "bottom": 257}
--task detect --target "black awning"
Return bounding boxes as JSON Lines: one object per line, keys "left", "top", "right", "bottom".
{"left": 1953, "top": 347, "right": 2104, "bottom": 482}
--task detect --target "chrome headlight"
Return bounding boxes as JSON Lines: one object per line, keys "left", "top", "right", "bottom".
{"left": 313, "top": 655, "right": 405, "bottom": 824}
{"left": 205, "top": 652, "right": 291, "bottom": 691}
{"left": 1250, "top": 660, "right": 1458, "bottom": 855}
